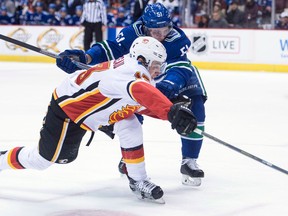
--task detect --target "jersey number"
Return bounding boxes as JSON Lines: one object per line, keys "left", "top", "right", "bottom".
{"left": 75, "top": 62, "right": 110, "bottom": 85}
{"left": 116, "top": 32, "right": 125, "bottom": 43}
{"left": 180, "top": 45, "right": 189, "bottom": 56}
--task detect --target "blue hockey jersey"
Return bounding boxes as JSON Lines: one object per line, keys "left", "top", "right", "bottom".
{"left": 86, "top": 20, "right": 207, "bottom": 98}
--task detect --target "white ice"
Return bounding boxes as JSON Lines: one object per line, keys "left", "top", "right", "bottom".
{"left": 0, "top": 62, "right": 287, "bottom": 216}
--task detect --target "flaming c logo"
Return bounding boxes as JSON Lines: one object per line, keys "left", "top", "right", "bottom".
{"left": 109, "top": 105, "right": 141, "bottom": 124}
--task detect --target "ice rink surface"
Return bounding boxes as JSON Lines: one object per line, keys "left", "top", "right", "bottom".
{"left": 0, "top": 62, "right": 287, "bottom": 216}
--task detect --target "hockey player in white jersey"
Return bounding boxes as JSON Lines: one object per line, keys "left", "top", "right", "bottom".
{"left": 57, "top": 3, "right": 207, "bottom": 187}
{"left": 0, "top": 37, "right": 197, "bottom": 203}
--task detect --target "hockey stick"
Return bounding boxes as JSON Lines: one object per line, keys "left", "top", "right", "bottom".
{"left": 194, "top": 128, "right": 288, "bottom": 175}
{"left": 0, "top": 34, "right": 90, "bottom": 70}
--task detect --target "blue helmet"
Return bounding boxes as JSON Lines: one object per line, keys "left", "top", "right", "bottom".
{"left": 36, "top": 2, "right": 44, "bottom": 8}
{"left": 75, "top": 5, "right": 83, "bottom": 11}
{"left": 49, "top": 3, "right": 56, "bottom": 9}
{"left": 60, "top": 7, "right": 67, "bottom": 13}
{"left": 142, "top": 3, "right": 172, "bottom": 28}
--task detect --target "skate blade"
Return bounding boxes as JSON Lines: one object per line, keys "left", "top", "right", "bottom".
{"left": 182, "top": 175, "right": 202, "bottom": 186}
{"left": 137, "top": 196, "right": 165, "bottom": 204}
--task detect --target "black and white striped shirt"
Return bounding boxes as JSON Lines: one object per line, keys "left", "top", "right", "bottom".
{"left": 81, "top": 0, "right": 107, "bottom": 25}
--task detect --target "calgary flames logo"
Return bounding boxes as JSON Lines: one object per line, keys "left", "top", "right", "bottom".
{"left": 109, "top": 105, "right": 141, "bottom": 124}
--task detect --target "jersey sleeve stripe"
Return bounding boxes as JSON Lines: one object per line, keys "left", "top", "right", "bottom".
{"left": 98, "top": 41, "right": 115, "bottom": 60}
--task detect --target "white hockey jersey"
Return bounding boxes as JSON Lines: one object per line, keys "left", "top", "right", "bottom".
{"left": 53, "top": 55, "right": 172, "bottom": 131}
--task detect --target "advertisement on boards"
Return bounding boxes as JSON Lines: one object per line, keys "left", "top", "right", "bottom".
{"left": 1, "top": 26, "right": 84, "bottom": 58}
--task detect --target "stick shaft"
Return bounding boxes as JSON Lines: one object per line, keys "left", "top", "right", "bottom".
{"left": 194, "top": 128, "right": 288, "bottom": 175}
{"left": 0, "top": 34, "right": 90, "bottom": 70}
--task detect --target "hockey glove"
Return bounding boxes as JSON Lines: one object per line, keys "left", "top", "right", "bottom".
{"left": 99, "top": 124, "right": 115, "bottom": 139}
{"left": 156, "top": 80, "right": 180, "bottom": 99}
{"left": 170, "top": 95, "right": 191, "bottom": 106}
{"left": 168, "top": 103, "right": 197, "bottom": 136}
{"left": 56, "top": 50, "right": 87, "bottom": 74}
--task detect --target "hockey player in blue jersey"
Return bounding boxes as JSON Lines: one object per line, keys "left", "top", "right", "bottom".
{"left": 30, "top": 2, "right": 48, "bottom": 25}
{"left": 56, "top": 3, "right": 207, "bottom": 186}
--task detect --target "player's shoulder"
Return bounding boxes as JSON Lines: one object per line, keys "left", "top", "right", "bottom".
{"left": 111, "top": 55, "right": 140, "bottom": 74}
{"left": 164, "top": 26, "right": 190, "bottom": 43}
{"left": 122, "top": 20, "right": 145, "bottom": 37}
{"left": 163, "top": 26, "right": 191, "bottom": 54}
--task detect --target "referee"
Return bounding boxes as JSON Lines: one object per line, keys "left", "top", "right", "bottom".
{"left": 81, "top": 0, "right": 107, "bottom": 51}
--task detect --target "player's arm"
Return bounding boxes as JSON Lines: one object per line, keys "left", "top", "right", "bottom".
{"left": 156, "top": 66, "right": 192, "bottom": 99}
{"left": 128, "top": 80, "right": 172, "bottom": 120}
{"left": 156, "top": 28, "right": 193, "bottom": 99}
{"left": 128, "top": 80, "right": 197, "bottom": 135}
{"left": 86, "top": 26, "right": 136, "bottom": 65}
{"left": 56, "top": 26, "right": 137, "bottom": 73}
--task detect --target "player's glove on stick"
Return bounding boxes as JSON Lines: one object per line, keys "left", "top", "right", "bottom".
{"left": 56, "top": 50, "right": 87, "bottom": 74}
{"left": 168, "top": 103, "right": 197, "bottom": 136}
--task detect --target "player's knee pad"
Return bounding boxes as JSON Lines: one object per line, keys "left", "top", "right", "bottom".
{"left": 114, "top": 115, "right": 143, "bottom": 149}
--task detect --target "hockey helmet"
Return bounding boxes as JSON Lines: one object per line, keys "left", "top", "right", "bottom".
{"left": 48, "top": 3, "right": 56, "bottom": 9}
{"left": 129, "top": 36, "right": 167, "bottom": 68}
{"left": 36, "top": 2, "right": 44, "bottom": 8}
{"left": 75, "top": 5, "right": 83, "bottom": 11}
{"left": 142, "top": 3, "right": 172, "bottom": 28}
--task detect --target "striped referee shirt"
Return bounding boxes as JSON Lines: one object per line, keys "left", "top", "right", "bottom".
{"left": 81, "top": 0, "right": 107, "bottom": 25}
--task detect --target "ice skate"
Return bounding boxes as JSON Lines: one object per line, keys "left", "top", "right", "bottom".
{"left": 0, "top": 151, "right": 7, "bottom": 171}
{"left": 128, "top": 177, "right": 165, "bottom": 204}
{"left": 0, "top": 151, "right": 7, "bottom": 156}
{"left": 181, "top": 158, "right": 204, "bottom": 186}
{"left": 118, "top": 158, "right": 127, "bottom": 176}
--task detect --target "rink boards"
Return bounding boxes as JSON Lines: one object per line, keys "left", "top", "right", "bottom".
{"left": 0, "top": 25, "right": 287, "bottom": 72}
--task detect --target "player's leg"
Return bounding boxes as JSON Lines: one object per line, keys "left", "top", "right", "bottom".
{"left": 38, "top": 98, "right": 86, "bottom": 164}
{"left": 94, "top": 22, "right": 103, "bottom": 42}
{"left": 0, "top": 146, "right": 52, "bottom": 171}
{"left": 180, "top": 95, "right": 206, "bottom": 186}
{"left": 0, "top": 97, "right": 86, "bottom": 171}
{"left": 114, "top": 115, "right": 164, "bottom": 203}
{"left": 84, "top": 22, "right": 93, "bottom": 51}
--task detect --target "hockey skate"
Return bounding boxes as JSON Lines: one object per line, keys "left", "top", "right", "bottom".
{"left": 0, "top": 151, "right": 7, "bottom": 156}
{"left": 181, "top": 158, "right": 204, "bottom": 186}
{"left": 128, "top": 177, "right": 165, "bottom": 204}
{"left": 118, "top": 158, "right": 127, "bottom": 176}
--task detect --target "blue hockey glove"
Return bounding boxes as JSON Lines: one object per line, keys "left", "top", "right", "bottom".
{"left": 56, "top": 50, "right": 87, "bottom": 74}
{"left": 156, "top": 80, "right": 180, "bottom": 99}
